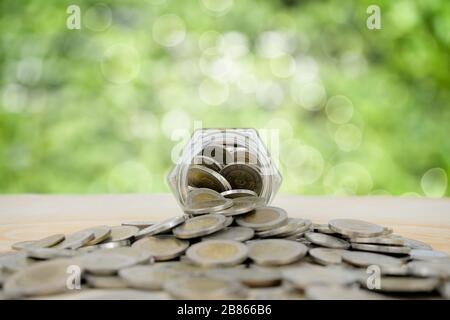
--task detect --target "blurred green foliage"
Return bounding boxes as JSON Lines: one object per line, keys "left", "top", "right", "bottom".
{"left": 0, "top": 0, "right": 449, "bottom": 196}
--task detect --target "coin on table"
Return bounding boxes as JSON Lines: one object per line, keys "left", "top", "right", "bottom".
{"left": 409, "top": 249, "right": 449, "bottom": 261}
{"left": 283, "top": 265, "right": 358, "bottom": 289}
{"left": 221, "top": 189, "right": 258, "bottom": 199}
{"left": 439, "top": 281, "right": 450, "bottom": 299}
{"left": 55, "top": 230, "right": 95, "bottom": 250}
{"left": 350, "top": 234, "right": 405, "bottom": 246}
{"left": 220, "top": 163, "right": 263, "bottom": 195}
{"left": 192, "top": 155, "right": 223, "bottom": 172}
{"left": 173, "top": 214, "right": 226, "bottom": 239}
{"left": 25, "top": 248, "right": 78, "bottom": 260}
{"left": 311, "top": 224, "right": 336, "bottom": 235}
{"left": 309, "top": 248, "right": 347, "bottom": 265}
{"left": 223, "top": 216, "right": 234, "bottom": 227}
{"left": 97, "top": 239, "right": 131, "bottom": 249}
{"left": 188, "top": 165, "right": 231, "bottom": 193}
{"left": 3, "top": 259, "right": 80, "bottom": 298}
{"left": 236, "top": 206, "right": 288, "bottom": 232}
{"left": 305, "top": 232, "right": 350, "bottom": 249}
{"left": 401, "top": 237, "right": 433, "bottom": 250}
{"left": 106, "top": 247, "right": 154, "bottom": 264}
{"left": 186, "top": 240, "right": 248, "bottom": 267}
{"left": 81, "top": 226, "right": 111, "bottom": 246}
{"left": 163, "top": 276, "right": 246, "bottom": 299}
{"left": 0, "top": 252, "right": 36, "bottom": 272}
{"left": 206, "top": 267, "right": 281, "bottom": 287}
{"left": 12, "top": 234, "right": 65, "bottom": 251}
{"left": 186, "top": 188, "right": 223, "bottom": 204}
{"left": 121, "top": 221, "right": 157, "bottom": 229}
{"left": 279, "top": 220, "right": 312, "bottom": 238}
{"left": 407, "top": 260, "right": 450, "bottom": 278}
{"left": 256, "top": 218, "right": 306, "bottom": 238}
{"left": 132, "top": 235, "right": 189, "bottom": 261}
{"left": 351, "top": 243, "right": 411, "bottom": 255}
{"left": 78, "top": 251, "right": 138, "bottom": 275}
{"left": 214, "top": 198, "right": 257, "bottom": 216}
{"left": 136, "top": 215, "right": 186, "bottom": 239}
{"left": 118, "top": 264, "right": 184, "bottom": 290}
{"left": 328, "top": 219, "right": 385, "bottom": 238}
{"left": 106, "top": 225, "right": 139, "bottom": 242}
{"left": 305, "top": 285, "right": 385, "bottom": 300}
{"left": 202, "top": 227, "right": 255, "bottom": 242}
{"left": 85, "top": 275, "right": 128, "bottom": 289}
{"left": 368, "top": 276, "right": 440, "bottom": 293}
{"left": 342, "top": 251, "right": 404, "bottom": 268}
{"left": 235, "top": 196, "right": 266, "bottom": 208}
{"left": 247, "top": 239, "right": 308, "bottom": 266}
{"left": 184, "top": 198, "right": 233, "bottom": 215}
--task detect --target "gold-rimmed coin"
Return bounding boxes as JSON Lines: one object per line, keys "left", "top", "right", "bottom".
{"left": 55, "top": 230, "right": 95, "bottom": 250}
{"left": 186, "top": 188, "right": 224, "bottom": 205}
{"left": 118, "top": 264, "right": 185, "bottom": 290}
{"left": 132, "top": 235, "right": 189, "bottom": 261}
{"left": 309, "top": 248, "right": 347, "bottom": 265}
{"left": 329, "top": 219, "right": 385, "bottom": 238}
{"left": 85, "top": 275, "right": 128, "bottom": 289}
{"left": 192, "top": 155, "right": 223, "bottom": 172}
{"left": 305, "top": 232, "right": 350, "bottom": 249}
{"left": 78, "top": 252, "right": 138, "bottom": 275}
{"left": 256, "top": 218, "right": 306, "bottom": 238}
{"left": 247, "top": 239, "right": 307, "bottom": 266}
{"left": 105, "top": 226, "right": 139, "bottom": 242}
{"left": 350, "top": 235, "right": 405, "bottom": 246}
{"left": 220, "top": 163, "right": 263, "bottom": 195}
{"left": 206, "top": 267, "right": 281, "bottom": 287}
{"left": 186, "top": 240, "right": 248, "bottom": 267}
{"left": 188, "top": 165, "right": 231, "bottom": 193}
{"left": 202, "top": 227, "right": 255, "bottom": 242}
{"left": 351, "top": 243, "right": 411, "bottom": 255}
{"left": 342, "top": 251, "right": 404, "bottom": 268}
{"left": 136, "top": 216, "right": 186, "bottom": 239}
{"left": 220, "top": 189, "right": 258, "bottom": 199}
{"left": 25, "top": 248, "right": 78, "bottom": 260}
{"left": 173, "top": 214, "right": 226, "bottom": 239}
{"left": 236, "top": 206, "right": 288, "bottom": 231}
{"left": 82, "top": 226, "right": 111, "bottom": 246}
{"left": 184, "top": 198, "right": 233, "bottom": 215}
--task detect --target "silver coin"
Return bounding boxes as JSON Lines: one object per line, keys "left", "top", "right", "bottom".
{"left": 283, "top": 265, "right": 358, "bottom": 289}
{"left": 184, "top": 198, "right": 233, "bottom": 215}
{"left": 311, "top": 224, "right": 336, "bottom": 235}
{"left": 278, "top": 220, "right": 312, "bottom": 238}
{"left": 82, "top": 226, "right": 111, "bottom": 246}
{"left": 78, "top": 252, "right": 138, "bottom": 276}
{"left": 85, "top": 275, "right": 128, "bottom": 289}
{"left": 25, "top": 248, "right": 78, "bottom": 260}
{"left": 192, "top": 155, "right": 223, "bottom": 172}
{"left": 342, "top": 251, "right": 404, "bottom": 268}
{"left": 173, "top": 214, "right": 227, "bottom": 239}
{"left": 132, "top": 235, "right": 189, "bottom": 261}
{"left": 368, "top": 276, "right": 440, "bottom": 293}
{"left": 136, "top": 216, "right": 186, "bottom": 239}
{"left": 201, "top": 144, "right": 234, "bottom": 165}
{"left": 187, "top": 165, "right": 231, "bottom": 193}
{"left": 236, "top": 206, "right": 288, "bottom": 232}
{"left": 186, "top": 240, "right": 248, "bottom": 267}
{"left": 329, "top": 219, "right": 385, "bottom": 238}
{"left": 220, "top": 163, "right": 263, "bottom": 195}
{"left": 350, "top": 234, "right": 405, "bottom": 246}
{"left": 163, "top": 275, "right": 246, "bottom": 299}
{"left": 186, "top": 188, "right": 224, "bottom": 205}
{"left": 221, "top": 189, "right": 258, "bottom": 199}
{"left": 206, "top": 267, "right": 281, "bottom": 288}
{"left": 55, "top": 230, "right": 95, "bottom": 250}
{"left": 202, "top": 227, "right": 255, "bottom": 242}
{"left": 223, "top": 216, "right": 234, "bottom": 227}
{"left": 439, "top": 281, "right": 450, "bottom": 299}
{"left": 0, "top": 252, "right": 35, "bottom": 272}
{"left": 214, "top": 198, "right": 257, "bottom": 216}
{"left": 247, "top": 239, "right": 308, "bottom": 266}
{"left": 402, "top": 237, "right": 433, "bottom": 250}
{"left": 121, "top": 221, "right": 157, "bottom": 229}
{"left": 97, "top": 239, "right": 131, "bottom": 250}
{"left": 105, "top": 226, "right": 139, "bottom": 242}
{"left": 12, "top": 234, "right": 65, "bottom": 251}
{"left": 351, "top": 243, "right": 411, "bottom": 255}
{"left": 305, "top": 232, "right": 350, "bottom": 249}
{"left": 256, "top": 218, "right": 306, "bottom": 238}
{"left": 409, "top": 249, "right": 449, "bottom": 261}
{"left": 306, "top": 285, "right": 385, "bottom": 300}
{"left": 407, "top": 260, "right": 450, "bottom": 278}
{"left": 309, "top": 248, "right": 347, "bottom": 265}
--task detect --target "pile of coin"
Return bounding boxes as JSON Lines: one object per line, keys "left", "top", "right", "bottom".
{"left": 0, "top": 190, "right": 449, "bottom": 300}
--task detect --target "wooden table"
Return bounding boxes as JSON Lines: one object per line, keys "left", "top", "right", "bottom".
{"left": 1, "top": 194, "right": 449, "bottom": 254}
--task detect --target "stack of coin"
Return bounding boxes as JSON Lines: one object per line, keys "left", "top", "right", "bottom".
{"left": 1, "top": 201, "right": 449, "bottom": 300}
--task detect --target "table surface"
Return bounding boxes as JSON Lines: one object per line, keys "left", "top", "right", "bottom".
{"left": 1, "top": 194, "right": 449, "bottom": 254}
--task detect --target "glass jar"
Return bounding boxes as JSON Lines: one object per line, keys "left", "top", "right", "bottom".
{"left": 167, "top": 128, "right": 282, "bottom": 208}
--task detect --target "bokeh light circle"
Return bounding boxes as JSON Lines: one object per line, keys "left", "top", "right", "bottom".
{"left": 108, "top": 161, "right": 152, "bottom": 192}
{"left": 152, "top": 14, "right": 186, "bottom": 47}
{"left": 326, "top": 95, "right": 354, "bottom": 124}
{"left": 324, "top": 162, "right": 373, "bottom": 195}
{"left": 201, "top": 0, "right": 233, "bottom": 16}
{"left": 84, "top": 3, "right": 112, "bottom": 32}
{"left": 421, "top": 168, "right": 448, "bottom": 198}
{"left": 282, "top": 141, "right": 324, "bottom": 185}
{"left": 198, "top": 78, "right": 229, "bottom": 106}
{"left": 100, "top": 44, "right": 140, "bottom": 84}
{"left": 161, "top": 110, "right": 192, "bottom": 138}
{"left": 292, "top": 81, "right": 326, "bottom": 111}
{"left": 334, "top": 124, "right": 362, "bottom": 151}
{"left": 270, "top": 54, "right": 296, "bottom": 78}
{"left": 256, "top": 81, "right": 284, "bottom": 109}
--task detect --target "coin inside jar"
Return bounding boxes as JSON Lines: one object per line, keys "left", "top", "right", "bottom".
{"left": 220, "top": 189, "right": 258, "bottom": 199}
{"left": 132, "top": 235, "right": 189, "bottom": 261}
{"left": 191, "top": 155, "right": 223, "bottom": 172}
{"left": 186, "top": 188, "right": 223, "bottom": 204}
{"left": 187, "top": 165, "right": 231, "bottom": 193}
{"left": 236, "top": 206, "right": 288, "bottom": 231}
{"left": 173, "top": 214, "right": 227, "bottom": 239}
{"left": 186, "top": 240, "right": 248, "bottom": 267}
{"left": 201, "top": 144, "right": 233, "bottom": 166}
{"left": 220, "top": 163, "right": 263, "bottom": 195}
{"left": 247, "top": 239, "right": 308, "bottom": 266}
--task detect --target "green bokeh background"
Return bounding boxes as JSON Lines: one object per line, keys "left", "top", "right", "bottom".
{"left": 0, "top": 0, "right": 449, "bottom": 196}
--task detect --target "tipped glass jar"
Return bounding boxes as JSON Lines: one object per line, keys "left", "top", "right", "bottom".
{"left": 167, "top": 128, "right": 282, "bottom": 209}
